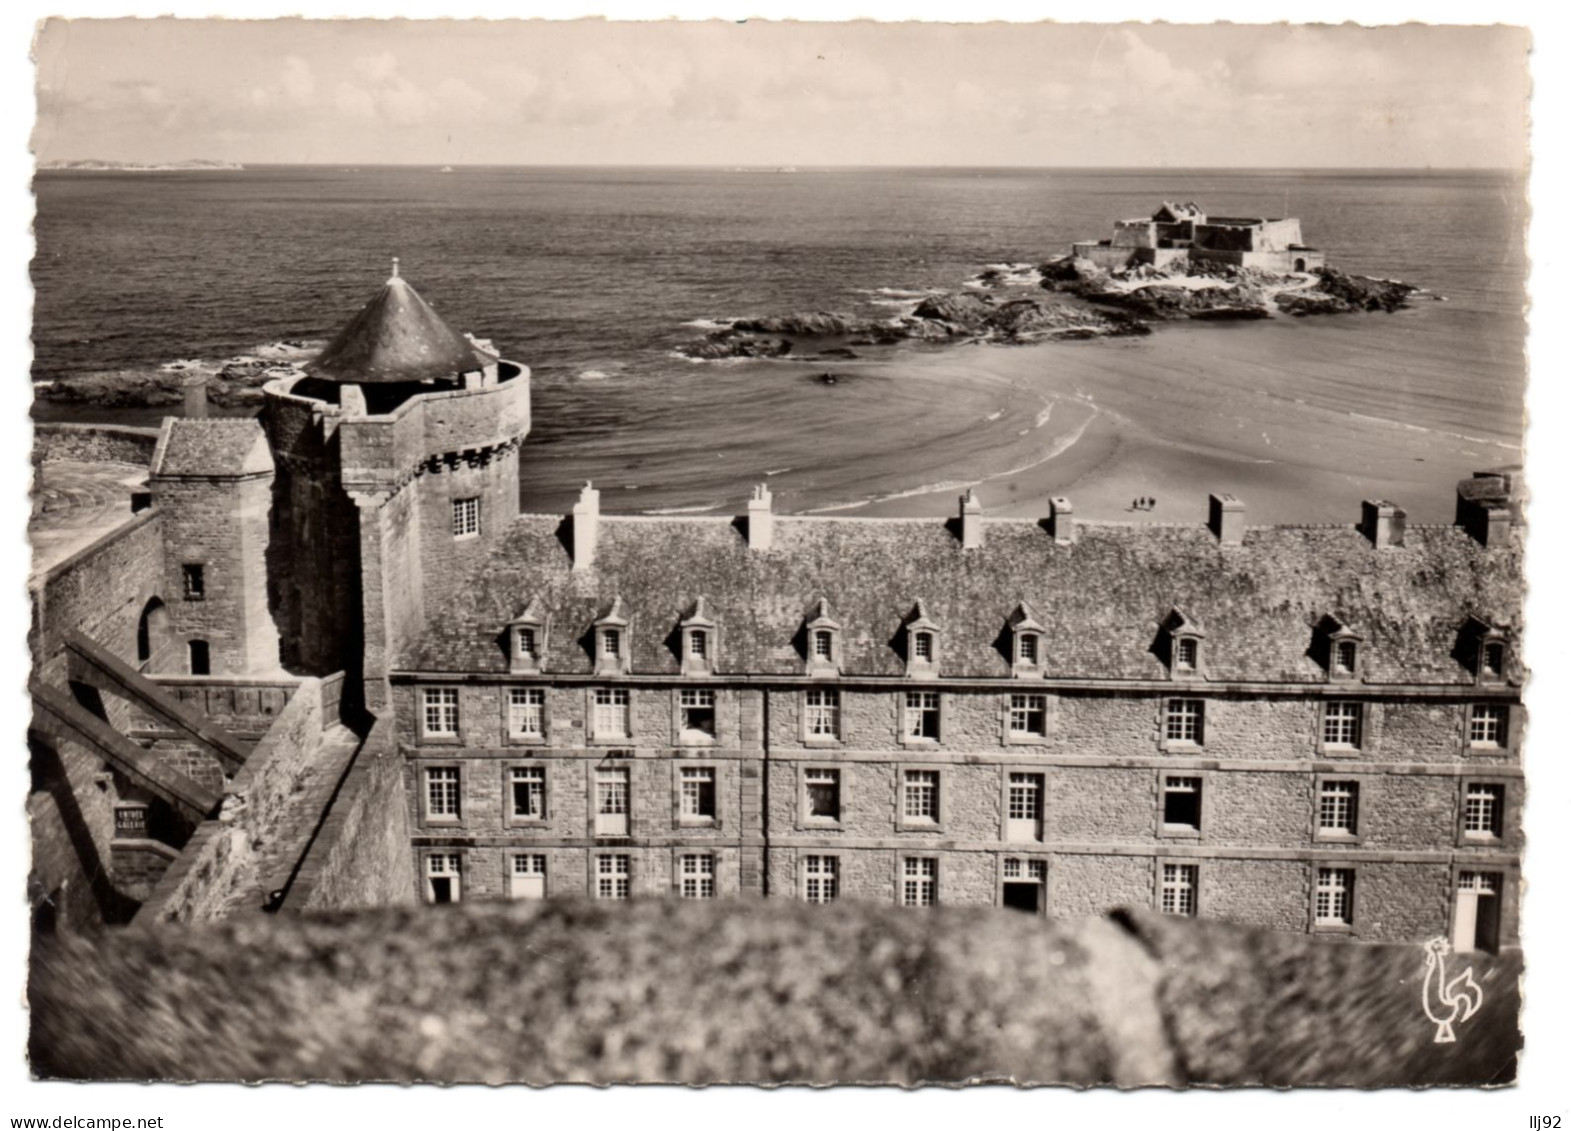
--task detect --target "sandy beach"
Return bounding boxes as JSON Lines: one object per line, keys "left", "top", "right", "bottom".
{"left": 825, "top": 309, "right": 1523, "bottom": 528}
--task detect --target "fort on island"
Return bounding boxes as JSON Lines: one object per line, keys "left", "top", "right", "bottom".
{"left": 1072, "top": 201, "right": 1329, "bottom": 275}
{"left": 28, "top": 266, "right": 1520, "bottom": 957}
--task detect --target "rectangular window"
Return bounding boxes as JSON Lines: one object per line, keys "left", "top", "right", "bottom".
{"left": 688, "top": 630, "right": 708, "bottom": 659}
{"left": 813, "top": 630, "right": 834, "bottom": 659}
{"left": 902, "top": 769, "right": 940, "bottom": 823}
{"left": 803, "top": 855, "right": 839, "bottom": 904}
{"left": 510, "top": 765, "right": 546, "bottom": 821}
{"left": 1175, "top": 637, "right": 1198, "bottom": 672}
{"left": 508, "top": 853, "right": 547, "bottom": 901}
{"left": 593, "top": 687, "right": 631, "bottom": 739}
{"left": 1469, "top": 704, "right": 1507, "bottom": 747}
{"left": 1161, "top": 863, "right": 1198, "bottom": 916}
{"left": 1009, "top": 694, "right": 1048, "bottom": 739}
{"left": 1003, "top": 857, "right": 1047, "bottom": 881}
{"left": 422, "top": 687, "right": 460, "bottom": 736}
{"left": 1007, "top": 773, "right": 1044, "bottom": 842}
{"left": 1017, "top": 634, "right": 1039, "bottom": 665}
{"left": 424, "top": 853, "right": 462, "bottom": 904}
{"left": 1481, "top": 641, "right": 1505, "bottom": 678}
{"left": 913, "top": 632, "right": 934, "bottom": 662}
{"left": 1323, "top": 701, "right": 1362, "bottom": 748}
{"left": 601, "top": 628, "right": 621, "bottom": 657}
{"left": 679, "top": 766, "right": 717, "bottom": 822}
{"left": 902, "top": 857, "right": 937, "bottom": 907}
{"left": 515, "top": 626, "right": 537, "bottom": 659}
{"left": 1333, "top": 640, "right": 1358, "bottom": 675}
{"left": 425, "top": 766, "right": 460, "bottom": 822}
{"left": 1165, "top": 699, "right": 1204, "bottom": 745}
{"left": 1315, "top": 867, "right": 1355, "bottom": 926}
{"left": 805, "top": 689, "right": 840, "bottom": 740}
{"left": 679, "top": 688, "right": 716, "bottom": 738}
{"left": 804, "top": 768, "right": 841, "bottom": 822}
{"left": 182, "top": 563, "right": 205, "bottom": 600}
{"left": 679, "top": 854, "right": 716, "bottom": 900}
{"left": 1463, "top": 783, "right": 1505, "bottom": 839}
{"left": 508, "top": 687, "right": 545, "bottom": 738}
{"left": 905, "top": 691, "right": 940, "bottom": 741}
{"left": 596, "top": 854, "right": 631, "bottom": 900}
{"left": 1318, "top": 780, "right": 1359, "bottom": 836}
{"left": 452, "top": 496, "right": 480, "bottom": 538}
{"left": 1161, "top": 775, "right": 1202, "bottom": 832}
{"left": 595, "top": 766, "right": 630, "bottom": 836}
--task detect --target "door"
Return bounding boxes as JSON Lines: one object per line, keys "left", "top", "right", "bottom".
{"left": 1002, "top": 883, "right": 1041, "bottom": 914}
{"left": 1454, "top": 871, "right": 1502, "bottom": 954}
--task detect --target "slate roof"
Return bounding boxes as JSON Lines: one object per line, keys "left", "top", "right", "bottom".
{"left": 151, "top": 419, "right": 273, "bottom": 478}
{"left": 306, "top": 269, "right": 492, "bottom": 385}
{"left": 404, "top": 514, "right": 1523, "bottom": 686}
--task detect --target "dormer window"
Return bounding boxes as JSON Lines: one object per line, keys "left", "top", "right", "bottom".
{"left": 1463, "top": 618, "right": 1509, "bottom": 685}
{"left": 1008, "top": 602, "right": 1046, "bottom": 678}
{"left": 508, "top": 597, "right": 547, "bottom": 675}
{"left": 679, "top": 597, "right": 718, "bottom": 676}
{"left": 803, "top": 598, "right": 841, "bottom": 677}
{"left": 1161, "top": 609, "right": 1205, "bottom": 680}
{"left": 1318, "top": 616, "right": 1363, "bottom": 682}
{"left": 903, "top": 601, "right": 941, "bottom": 679}
{"left": 594, "top": 597, "right": 630, "bottom": 676}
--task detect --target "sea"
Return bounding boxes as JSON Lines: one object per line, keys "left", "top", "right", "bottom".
{"left": 30, "top": 166, "right": 1528, "bottom": 519}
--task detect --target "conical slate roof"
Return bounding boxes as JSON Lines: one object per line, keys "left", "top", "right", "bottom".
{"left": 306, "top": 261, "right": 492, "bottom": 384}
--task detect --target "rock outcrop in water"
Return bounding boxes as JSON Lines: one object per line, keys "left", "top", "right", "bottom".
{"left": 35, "top": 357, "right": 303, "bottom": 410}
{"left": 678, "top": 292, "right": 1148, "bottom": 359}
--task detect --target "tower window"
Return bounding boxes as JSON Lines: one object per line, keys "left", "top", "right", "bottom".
{"left": 188, "top": 639, "right": 211, "bottom": 676}
{"left": 182, "top": 564, "right": 205, "bottom": 601}
{"left": 452, "top": 497, "right": 481, "bottom": 538}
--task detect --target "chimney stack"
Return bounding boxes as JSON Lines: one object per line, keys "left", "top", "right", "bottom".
{"left": 747, "top": 483, "right": 774, "bottom": 551}
{"left": 572, "top": 481, "right": 600, "bottom": 571}
{"left": 1455, "top": 470, "right": 1521, "bottom": 548}
{"left": 1050, "top": 496, "right": 1075, "bottom": 545}
{"left": 1209, "top": 493, "right": 1245, "bottom": 545}
{"left": 1361, "top": 499, "right": 1406, "bottom": 549}
{"left": 960, "top": 489, "right": 984, "bottom": 550}
{"left": 182, "top": 374, "right": 210, "bottom": 420}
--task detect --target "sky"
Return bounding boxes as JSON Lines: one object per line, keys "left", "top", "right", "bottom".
{"left": 31, "top": 19, "right": 1531, "bottom": 168}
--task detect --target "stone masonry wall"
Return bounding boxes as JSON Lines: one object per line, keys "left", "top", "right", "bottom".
{"left": 388, "top": 680, "right": 1518, "bottom": 944}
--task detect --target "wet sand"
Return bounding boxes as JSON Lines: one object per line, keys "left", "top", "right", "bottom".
{"left": 847, "top": 314, "right": 1523, "bottom": 527}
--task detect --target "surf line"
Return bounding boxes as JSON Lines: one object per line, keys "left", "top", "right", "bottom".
{"left": 803, "top": 407, "right": 1099, "bottom": 515}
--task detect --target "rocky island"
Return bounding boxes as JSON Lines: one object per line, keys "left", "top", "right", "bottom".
{"left": 678, "top": 201, "right": 1419, "bottom": 360}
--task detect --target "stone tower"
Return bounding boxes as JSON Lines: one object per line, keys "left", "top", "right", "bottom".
{"left": 261, "top": 262, "right": 531, "bottom": 708}
{"left": 148, "top": 417, "right": 281, "bottom": 675}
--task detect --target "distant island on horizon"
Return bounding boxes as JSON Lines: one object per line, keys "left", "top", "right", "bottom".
{"left": 38, "top": 159, "right": 245, "bottom": 172}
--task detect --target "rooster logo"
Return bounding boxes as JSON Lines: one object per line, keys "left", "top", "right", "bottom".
{"left": 1422, "top": 937, "right": 1485, "bottom": 1043}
